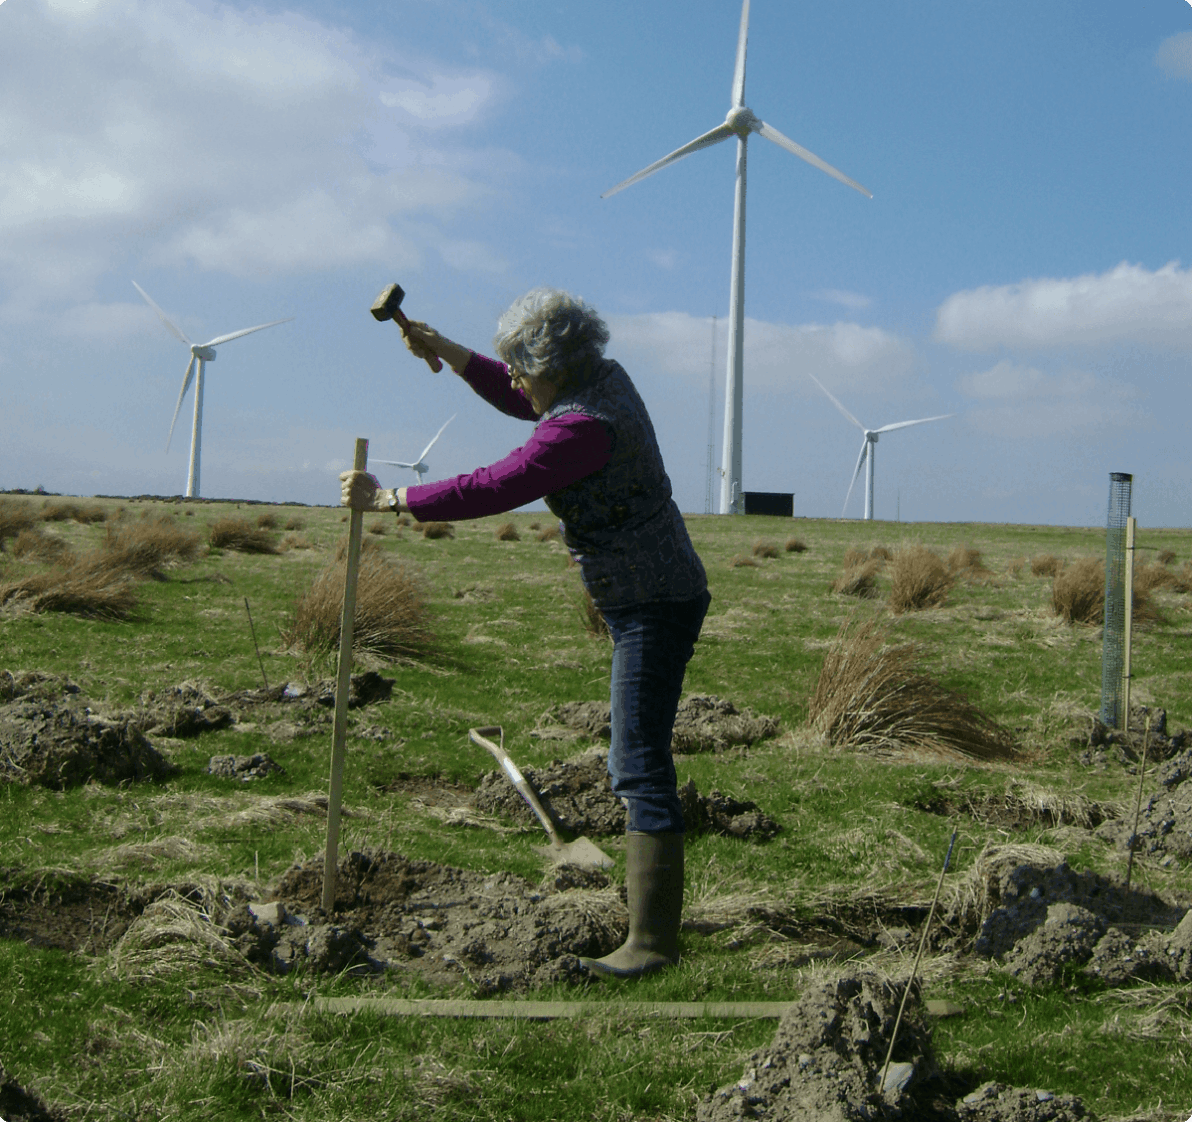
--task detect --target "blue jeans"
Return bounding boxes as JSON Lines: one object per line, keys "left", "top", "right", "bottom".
{"left": 602, "top": 590, "right": 712, "bottom": 834}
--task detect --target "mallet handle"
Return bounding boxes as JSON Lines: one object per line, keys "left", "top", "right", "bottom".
{"left": 323, "top": 437, "right": 369, "bottom": 912}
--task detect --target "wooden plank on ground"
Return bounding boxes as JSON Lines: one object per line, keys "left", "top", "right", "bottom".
{"left": 312, "top": 997, "right": 794, "bottom": 1020}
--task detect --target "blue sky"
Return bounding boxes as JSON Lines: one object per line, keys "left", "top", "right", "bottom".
{"left": 2, "top": 0, "right": 1191, "bottom": 526}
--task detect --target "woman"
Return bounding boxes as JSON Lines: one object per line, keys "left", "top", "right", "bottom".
{"left": 340, "top": 287, "right": 709, "bottom": 979}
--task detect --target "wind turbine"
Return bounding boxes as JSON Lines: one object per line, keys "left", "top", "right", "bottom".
{"left": 806, "top": 372, "right": 952, "bottom": 521}
{"left": 134, "top": 282, "right": 292, "bottom": 498}
{"left": 602, "top": 0, "right": 871, "bottom": 514}
{"left": 374, "top": 415, "right": 456, "bottom": 485}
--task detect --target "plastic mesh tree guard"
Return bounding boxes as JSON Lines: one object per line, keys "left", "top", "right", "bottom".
{"left": 1100, "top": 472, "right": 1132, "bottom": 727}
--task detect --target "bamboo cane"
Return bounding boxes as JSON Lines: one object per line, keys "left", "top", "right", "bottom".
{"left": 322, "top": 437, "right": 368, "bottom": 912}
{"left": 1121, "top": 516, "right": 1135, "bottom": 730}
{"left": 1125, "top": 714, "right": 1151, "bottom": 892}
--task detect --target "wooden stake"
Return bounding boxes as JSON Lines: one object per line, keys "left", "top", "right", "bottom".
{"left": 322, "top": 437, "right": 368, "bottom": 912}
{"left": 1121, "top": 516, "right": 1136, "bottom": 731}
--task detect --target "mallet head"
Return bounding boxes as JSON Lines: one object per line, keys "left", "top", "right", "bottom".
{"left": 370, "top": 283, "right": 406, "bottom": 323}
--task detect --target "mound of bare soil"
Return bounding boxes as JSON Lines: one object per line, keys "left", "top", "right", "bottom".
{"left": 965, "top": 850, "right": 1189, "bottom": 987}
{"left": 699, "top": 970, "right": 1093, "bottom": 1122}
{"left": 1096, "top": 743, "right": 1192, "bottom": 865}
{"left": 142, "top": 680, "right": 234, "bottom": 737}
{"left": 206, "top": 753, "right": 284, "bottom": 780}
{"left": 472, "top": 747, "right": 780, "bottom": 839}
{"left": 540, "top": 694, "right": 780, "bottom": 753}
{"left": 0, "top": 1058, "right": 64, "bottom": 1122}
{"left": 225, "top": 849, "right": 624, "bottom": 991}
{"left": 1076, "top": 704, "right": 1189, "bottom": 768}
{"left": 0, "top": 672, "right": 176, "bottom": 789}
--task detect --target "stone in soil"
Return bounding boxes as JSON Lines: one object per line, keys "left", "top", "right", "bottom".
{"left": 540, "top": 694, "right": 780, "bottom": 753}
{"left": 0, "top": 1058, "right": 64, "bottom": 1122}
{"left": 1095, "top": 744, "right": 1192, "bottom": 864}
{"left": 472, "top": 748, "right": 780, "bottom": 839}
{"left": 224, "top": 849, "right": 626, "bottom": 991}
{"left": 0, "top": 672, "right": 176, "bottom": 789}
{"left": 206, "top": 753, "right": 285, "bottom": 781}
{"left": 698, "top": 970, "right": 1095, "bottom": 1122}
{"left": 970, "top": 850, "right": 1188, "bottom": 987}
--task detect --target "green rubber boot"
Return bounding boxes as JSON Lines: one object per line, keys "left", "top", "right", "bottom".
{"left": 580, "top": 831, "right": 683, "bottom": 980}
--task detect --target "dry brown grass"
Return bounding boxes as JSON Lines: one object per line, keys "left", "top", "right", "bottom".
{"left": 830, "top": 559, "right": 881, "bottom": 598}
{"left": 888, "top": 545, "right": 951, "bottom": 613}
{"left": 868, "top": 545, "right": 893, "bottom": 562}
{"left": 11, "top": 529, "right": 73, "bottom": 564}
{"left": 280, "top": 532, "right": 313, "bottom": 551}
{"left": 1158, "top": 549, "right": 1176, "bottom": 566}
{"left": 284, "top": 516, "right": 305, "bottom": 532}
{"left": 334, "top": 535, "right": 382, "bottom": 562}
{"left": 536, "top": 525, "right": 560, "bottom": 542}
{"left": 101, "top": 517, "right": 202, "bottom": 575}
{"left": 0, "top": 498, "right": 38, "bottom": 548}
{"left": 729, "top": 554, "right": 760, "bottom": 568}
{"left": 809, "top": 614, "right": 1016, "bottom": 761}
{"left": 255, "top": 512, "right": 279, "bottom": 529}
{"left": 752, "top": 540, "right": 778, "bottom": 559}
{"left": 842, "top": 548, "right": 868, "bottom": 568}
{"left": 1031, "top": 553, "right": 1064, "bottom": 577}
{"left": 1006, "top": 556, "right": 1025, "bottom": 576}
{"left": 1051, "top": 558, "right": 1103, "bottom": 624}
{"left": 209, "top": 517, "right": 278, "bottom": 554}
{"left": 579, "top": 585, "right": 609, "bottom": 640}
{"left": 0, "top": 564, "right": 138, "bottom": 619}
{"left": 283, "top": 550, "right": 433, "bottom": 660}
{"left": 495, "top": 521, "right": 520, "bottom": 542}
{"left": 419, "top": 521, "right": 454, "bottom": 540}
{"left": 947, "top": 545, "right": 990, "bottom": 578}
{"left": 785, "top": 537, "right": 808, "bottom": 553}
{"left": 367, "top": 521, "right": 387, "bottom": 535}
{"left": 396, "top": 514, "right": 411, "bottom": 527}
{"left": 39, "top": 500, "right": 107, "bottom": 524}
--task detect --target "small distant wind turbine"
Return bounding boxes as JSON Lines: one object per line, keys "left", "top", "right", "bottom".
{"left": 374, "top": 415, "right": 456, "bottom": 485}
{"left": 602, "top": 0, "right": 871, "bottom": 515}
{"left": 807, "top": 372, "right": 952, "bottom": 521}
{"left": 134, "top": 282, "right": 291, "bottom": 498}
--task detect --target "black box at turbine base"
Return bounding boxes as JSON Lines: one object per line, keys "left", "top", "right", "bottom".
{"left": 742, "top": 492, "right": 793, "bottom": 517}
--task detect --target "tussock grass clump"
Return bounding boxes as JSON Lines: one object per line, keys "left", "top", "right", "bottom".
{"left": 868, "top": 545, "right": 893, "bottom": 562}
{"left": 830, "top": 559, "right": 881, "bottom": 599}
{"left": 12, "top": 529, "right": 73, "bottom": 564}
{"left": 39, "top": 501, "right": 107, "bottom": 524}
{"left": 0, "top": 498, "right": 38, "bottom": 548}
{"left": 209, "top": 517, "right": 278, "bottom": 554}
{"left": 280, "top": 532, "right": 313, "bottom": 551}
{"left": 1006, "top": 556, "right": 1025, "bottom": 576}
{"left": 419, "top": 521, "right": 454, "bottom": 540}
{"left": 536, "top": 525, "right": 560, "bottom": 542}
{"left": 284, "top": 551, "right": 433, "bottom": 660}
{"left": 948, "top": 545, "right": 988, "bottom": 576}
{"left": 367, "top": 521, "right": 388, "bottom": 535}
{"left": 495, "top": 521, "right": 520, "bottom": 542}
{"left": 255, "top": 512, "right": 278, "bottom": 529}
{"left": 1158, "top": 549, "right": 1176, "bottom": 566}
{"left": 752, "top": 540, "right": 778, "bottom": 559}
{"left": 334, "top": 535, "right": 382, "bottom": 562}
{"left": 809, "top": 614, "right": 1016, "bottom": 761}
{"left": 102, "top": 517, "right": 202, "bottom": 575}
{"left": 106, "top": 891, "right": 249, "bottom": 982}
{"left": 1031, "top": 554, "right": 1064, "bottom": 577}
{"left": 1051, "top": 558, "right": 1104, "bottom": 624}
{"left": 0, "top": 564, "right": 138, "bottom": 619}
{"left": 729, "top": 554, "right": 760, "bottom": 568}
{"left": 888, "top": 545, "right": 951, "bottom": 613}
{"left": 785, "top": 536, "right": 807, "bottom": 553}
{"left": 842, "top": 548, "right": 868, "bottom": 569}
{"left": 528, "top": 521, "right": 541, "bottom": 531}
{"left": 284, "top": 516, "right": 305, "bottom": 531}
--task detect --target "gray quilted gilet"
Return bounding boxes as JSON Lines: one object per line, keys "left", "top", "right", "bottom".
{"left": 540, "top": 359, "right": 707, "bottom": 609}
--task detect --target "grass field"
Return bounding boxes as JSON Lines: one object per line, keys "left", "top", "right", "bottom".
{"left": 2, "top": 493, "right": 1191, "bottom": 1121}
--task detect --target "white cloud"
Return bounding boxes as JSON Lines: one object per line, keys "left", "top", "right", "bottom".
{"left": 956, "top": 359, "right": 1145, "bottom": 437}
{"left": 439, "top": 239, "right": 508, "bottom": 274}
{"left": 935, "top": 261, "right": 1192, "bottom": 351}
{"left": 607, "top": 312, "right": 915, "bottom": 393}
{"left": 1155, "top": 32, "right": 1192, "bottom": 80}
{"left": 0, "top": 0, "right": 507, "bottom": 306}
{"left": 812, "top": 289, "right": 872, "bottom": 310}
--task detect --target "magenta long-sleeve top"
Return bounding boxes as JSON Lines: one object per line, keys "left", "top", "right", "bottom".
{"left": 404, "top": 353, "right": 612, "bottom": 523}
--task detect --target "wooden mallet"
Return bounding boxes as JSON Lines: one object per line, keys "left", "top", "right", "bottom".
{"left": 370, "top": 282, "right": 442, "bottom": 372}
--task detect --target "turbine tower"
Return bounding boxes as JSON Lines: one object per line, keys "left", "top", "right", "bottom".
{"left": 806, "top": 372, "right": 952, "bottom": 521}
{"left": 374, "top": 415, "right": 456, "bottom": 485}
{"left": 134, "top": 282, "right": 291, "bottom": 498}
{"left": 602, "top": 0, "right": 871, "bottom": 514}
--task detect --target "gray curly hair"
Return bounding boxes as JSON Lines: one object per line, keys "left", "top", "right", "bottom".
{"left": 493, "top": 288, "right": 610, "bottom": 385}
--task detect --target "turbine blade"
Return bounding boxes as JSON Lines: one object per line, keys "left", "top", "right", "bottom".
{"left": 731, "top": 0, "right": 750, "bottom": 107}
{"left": 373, "top": 459, "right": 416, "bottom": 469}
{"left": 203, "top": 317, "right": 294, "bottom": 348}
{"left": 133, "top": 281, "right": 192, "bottom": 346}
{"left": 417, "top": 413, "right": 456, "bottom": 462}
{"left": 601, "top": 123, "right": 735, "bottom": 198}
{"left": 875, "top": 414, "right": 954, "bottom": 434}
{"left": 166, "top": 355, "right": 196, "bottom": 452}
{"left": 841, "top": 439, "right": 868, "bottom": 518}
{"left": 807, "top": 371, "right": 864, "bottom": 431}
{"left": 756, "top": 121, "right": 872, "bottom": 199}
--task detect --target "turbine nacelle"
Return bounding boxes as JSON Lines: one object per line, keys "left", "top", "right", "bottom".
{"left": 866, "top": 430, "right": 879, "bottom": 443}
{"left": 192, "top": 345, "right": 217, "bottom": 361}
{"left": 725, "top": 105, "right": 760, "bottom": 136}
